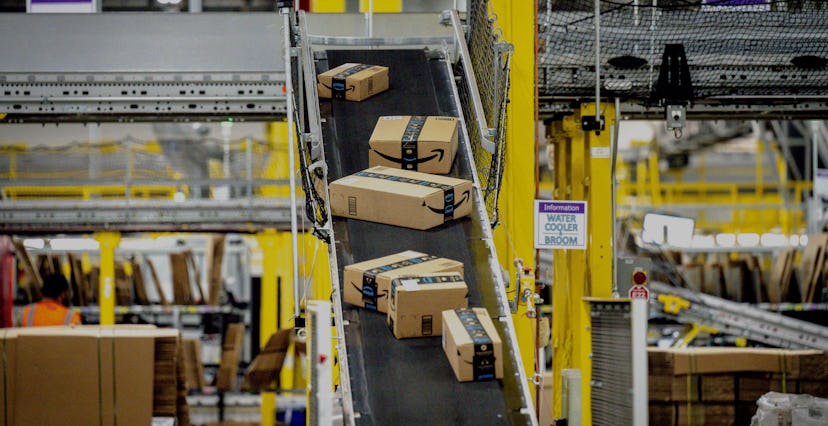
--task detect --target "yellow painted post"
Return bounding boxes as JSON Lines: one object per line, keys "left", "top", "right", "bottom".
{"left": 358, "top": 0, "right": 401, "bottom": 12}
{"left": 310, "top": 0, "right": 345, "bottom": 12}
{"left": 256, "top": 229, "right": 279, "bottom": 426}
{"left": 648, "top": 152, "right": 662, "bottom": 206}
{"left": 549, "top": 104, "right": 615, "bottom": 426}
{"left": 263, "top": 122, "right": 290, "bottom": 197}
{"left": 490, "top": 0, "right": 537, "bottom": 403}
{"left": 94, "top": 232, "right": 120, "bottom": 326}
{"left": 583, "top": 103, "right": 614, "bottom": 299}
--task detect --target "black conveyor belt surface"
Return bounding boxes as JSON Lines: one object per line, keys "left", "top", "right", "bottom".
{"left": 320, "top": 49, "right": 525, "bottom": 425}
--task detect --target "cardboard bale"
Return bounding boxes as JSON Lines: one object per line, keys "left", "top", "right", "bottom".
{"left": 0, "top": 329, "right": 20, "bottom": 426}
{"left": 676, "top": 403, "right": 735, "bottom": 426}
{"left": 343, "top": 250, "right": 464, "bottom": 313}
{"left": 800, "top": 380, "right": 828, "bottom": 398}
{"left": 649, "top": 402, "right": 676, "bottom": 426}
{"left": 387, "top": 272, "right": 468, "bottom": 339}
{"left": 649, "top": 374, "right": 700, "bottom": 402}
{"left": 330, "top": 166, "right": 473, "bottom": 230}
{"left": 317, "top": 63, "right": 389, "bottom": 101}
{"left": 648, "top": 348, "right": 826, "bottom": 377}
{"left": 442, "top": 308, "right": 503, "bottom": 382}
{"left": 244, "top": 329, "right": 293, "bottom": 390}
{"left": 368, "top": 116, "right": 459, "bottom": 174}
{"left": 11, "top": 327, "right": 161, "bottom": 426}
{"left": 154, "top": 332, "right": 180, "bottom": 418}
{"left": 701, "top": 374, "right": 736, "bottom": 402}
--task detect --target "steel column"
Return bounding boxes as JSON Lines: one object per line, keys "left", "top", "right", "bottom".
{"left": 93, "top": 231, "right": 120, "bottom": 326}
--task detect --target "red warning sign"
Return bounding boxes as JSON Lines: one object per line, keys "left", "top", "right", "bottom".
{"left": 628, "top": 285, "right": 650, "bottom": 300}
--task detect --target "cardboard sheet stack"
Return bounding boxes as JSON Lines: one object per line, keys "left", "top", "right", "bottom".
{"left": 0, "top": 325, "right": 188, "bottom": 426}
{"left": 648, "top": 348, "right": 828, "bottom": 425}
{"left": 183, "top": 338, "right": 206, "bottom": 391}
{"left": 216, "top": 323, "right": 245, "bottom": 390}
{"left": 675, "top": 232, "right": 828, "bottom": 303}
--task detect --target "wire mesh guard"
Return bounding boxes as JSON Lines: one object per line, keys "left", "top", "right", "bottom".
{"left": 539, "top": 0, "right": 828, "bottom": 101}
{"left": 0, "top": 136, "right": 278, "bottom": 200}
{"left": 459, "top": 0, "right": 513, "bottom": 226}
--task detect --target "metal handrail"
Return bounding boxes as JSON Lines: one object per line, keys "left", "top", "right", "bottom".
{"left": 307, "top": 35, "right": 452, "bottom": 46}
{"left": 448, "top": 9, "right": 496, "bottom": 154}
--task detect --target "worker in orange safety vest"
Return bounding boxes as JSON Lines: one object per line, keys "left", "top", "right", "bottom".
{"left": 19, "top": 273, "right": 81, "bottom": 327}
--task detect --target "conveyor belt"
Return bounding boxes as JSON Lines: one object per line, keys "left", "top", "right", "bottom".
{"left": 319, "top": 49, "right": 530, "bottom": 425}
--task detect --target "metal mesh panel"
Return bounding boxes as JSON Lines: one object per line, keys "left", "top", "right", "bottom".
{"left": 539, "top": 1, "right": 828, "bottom": 101}
{"left": 461, "top": 0, "right": 513, "bottom": 225}
{"left": 590, "top": 301, "right": 634, "bottom": 426}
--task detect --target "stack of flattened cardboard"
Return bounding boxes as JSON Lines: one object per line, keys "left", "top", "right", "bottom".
{"left": 216, "top": 323, "right": 245, "bottom": 390}
{"left": 182, "top": 338, "right": 206, "bottom": 391}
{"left": 170, "top": 252, "right": 194, "bottom": 305}
{"left": 799, "top": 233, "right": 828, "bottom": 302}
{"left": 205, "top": 235, "right": 226, "bottom": 305}
{"left": 648, "top": 348, "right": 828, "bottom": 426}
{"left": 243, "top": 329, "right": 297, "bottom": 390}
{"left": 0, "top": 326, "right": 185, "bottom": 426}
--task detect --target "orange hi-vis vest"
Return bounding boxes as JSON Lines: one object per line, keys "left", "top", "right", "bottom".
{"left": 20, "top": 300, "right": 81, "bottom": 327}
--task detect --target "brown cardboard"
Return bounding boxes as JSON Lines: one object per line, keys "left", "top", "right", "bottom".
{"left": 368, "top": 116, "right": 459, "bottom": 174}
{"left": 648, "top": 347, "right": 825, "bottom": 377}
{"left": 183, "top": 338, "right": 206, "bottom": 390}
{"left": 0, "top": 329, "right": 19, "bottom": 426}
{"left": 330, "top": 166, "right": 473, "bottom": 230}
{"left": 216, "top": 323, "right": 245, "bottom": 390}
{"left": 442, "top": 308, "right": 503, "bottom": 382}
{"left": 243, "top": 329, "right": 293, "bottom": 390}
{"left": 387, "top": 272, "right": 468, "bottom": 339}
{"left": 12, "top": 327, "right": 159, "bottom": 426}
{"left": 206, "top": 234, "right": 225, "bottom": 305}
{"left": 343, "top": 250, "right": 464, "bottom": 313}
{"left": 317, "top": 63, "right": 389, "bottom": 101}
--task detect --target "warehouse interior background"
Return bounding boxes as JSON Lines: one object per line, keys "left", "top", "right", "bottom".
{"left": 1, "top": 1, "right": 827, "bottom": 425}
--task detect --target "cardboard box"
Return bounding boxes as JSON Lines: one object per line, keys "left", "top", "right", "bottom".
{"left": 330, "top": 166, "right": 473, "bottom": 230}
{"left": 317, "top": 63, "right": 389, "bottom": 101}
{"left": 442, "top": 308, "right": 503, "bottom": 382}
{"left": 387, "top": 272, "right": 468, "bottom": 339}
{"left": 368, "top": 116, "right": 459, "bottom": 174}
{"left": 343, "top": 250, "right": 464, "bottom": 313}
{"left": 5, "top": 326, "right": 165, "bottom": 426}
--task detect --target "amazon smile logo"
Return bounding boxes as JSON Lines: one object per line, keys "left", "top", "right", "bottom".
{"left": 423, "top": 190, "right": 470, "bottom": 216}
{"left": 370, "top": 148, "right": 445, "bottom": 167}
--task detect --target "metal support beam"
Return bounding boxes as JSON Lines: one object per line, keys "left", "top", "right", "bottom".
{"left": 549, "top": 103, "right": 615, "bottom": 426}
{"left": 256, "top": 229, "right": 279, "bottom": 426}
{"left": 93, "top": 231, "right": 120, "bottom": 326}
{"left": 490, "top": 0, "right": 538, "bottom": 405}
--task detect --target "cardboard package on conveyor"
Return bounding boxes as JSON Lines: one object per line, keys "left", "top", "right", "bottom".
{"left": 442, "top": 308, "right": 503, "bottom": 382}
{"left": 368, "top": 116, "right": 459, "bottom": 174}
{"left": 387, "top": 272, "right": 468, "bottom": 339}
{"left": 330, "top": 166, "right": 473, "bottom": 230}
{"left": 317, "top": 62, "right": 389, "bottom": 101}
{"left": 0, "top": 325, "right": 186, "bottom": 426}
{"left": 344, "top": 250, "right": 464, "bottom": 313}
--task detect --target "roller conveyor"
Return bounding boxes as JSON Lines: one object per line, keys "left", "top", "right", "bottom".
{"left": 317, "top": 49, "right": 532, "bottom": 425}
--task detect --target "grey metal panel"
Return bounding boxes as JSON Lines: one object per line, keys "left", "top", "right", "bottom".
{"left": 0, "top": 13, "right": 284, "bottom": 73}
{"left": 590, "top": 301, "right": 634, "bottom": 426}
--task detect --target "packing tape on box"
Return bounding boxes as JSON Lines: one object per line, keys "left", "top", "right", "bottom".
{"left": 327, "top": 64, "right": 371, "bottom": 99}
{"left": 778, "top": 351, "right": 788, "bottom": 393}
{"left": 456, "top": 309, "right": 497, "bottom": 382}
{"left": 354, "top": 170, "right": 463, "bottom": 222}
{"left": 400, "top": 116, "right": 426, "bottom": 171}
{"left": 360, "top": 255, "right": 439, "bottom": 310}
{"left": 389, "top": 274, "right": 465, "bottom": 306}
